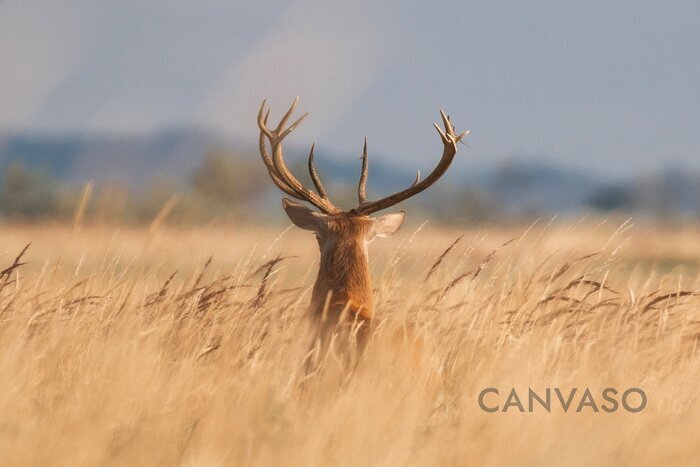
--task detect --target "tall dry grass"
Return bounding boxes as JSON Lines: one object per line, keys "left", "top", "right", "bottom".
{"left": 0, "top": 220, "right": 698, "bottom": 466}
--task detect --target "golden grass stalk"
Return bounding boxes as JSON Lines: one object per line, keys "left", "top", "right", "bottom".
{"left": 148, "top": 195, "right": 179, "bottom": 236}
{"left": 71, "top": 180, "right": 94, "bottom": 231}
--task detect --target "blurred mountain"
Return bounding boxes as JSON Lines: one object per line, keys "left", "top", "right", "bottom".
{"left": 0, "top": 129, "right": 221, "bottom": 186}
{"left": 587, "top": 168, "right": 700, "bottom": 216}
{"left": 480, "top": 161, "right": 603, "bottom": 214}
{"left": 0, "top": 129, "right": 697, "bottom": 218}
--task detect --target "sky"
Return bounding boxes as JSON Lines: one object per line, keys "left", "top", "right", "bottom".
{"left": 0, "top": 0, "right": 698, "bottom": 176}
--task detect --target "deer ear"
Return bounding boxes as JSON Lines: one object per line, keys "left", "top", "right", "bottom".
{"left": 282, "top": 198, "right": 329, "bottom": 231}
{"left": 369, "top": 211, "right": 406, "bottom": 239}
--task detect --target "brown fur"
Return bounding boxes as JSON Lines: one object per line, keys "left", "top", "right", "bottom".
{"left": 304, "top": 214, "right": 375, "bottom": 368}
{"left": 309, "top": 214, "right": 375, "bottom": 320}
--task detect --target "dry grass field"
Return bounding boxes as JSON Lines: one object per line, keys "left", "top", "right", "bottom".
{"left": 0, "top": 219, "right": 698, "bottom": 466}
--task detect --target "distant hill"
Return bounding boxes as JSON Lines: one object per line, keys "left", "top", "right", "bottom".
{"left": 0, "top": 129, "right": 221, "bottom": 186}
{"left": 479, "top": 160, "right": 603, "bottom": 214}
{"left": 0, "top": 129, "right": 697, "bottom": 217}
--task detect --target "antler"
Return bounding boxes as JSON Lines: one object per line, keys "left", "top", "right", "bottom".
{"left": 358, "top": 137, "right": 369, "bottom": 205}
{"left": 353, "top": 110, "right": 468, "bottom": 215}
{"left": 258, "top": 98, "right": 339, "bottom": 214}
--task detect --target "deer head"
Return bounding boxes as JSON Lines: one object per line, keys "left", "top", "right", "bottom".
{"left": 257, "top": 98, "right": 468, "bottom": 327}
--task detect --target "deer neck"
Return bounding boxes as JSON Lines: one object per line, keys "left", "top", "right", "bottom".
{"left": 310, "top": 237, "right": 374, "bottom": 320}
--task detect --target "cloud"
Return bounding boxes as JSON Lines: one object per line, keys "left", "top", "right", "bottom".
{"left": 195, "top": 0, "right": 396, "bottom": 141}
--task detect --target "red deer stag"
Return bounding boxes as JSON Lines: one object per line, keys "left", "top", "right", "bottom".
{"left": 257, "top": 98, "right": 468, "bottom": 359}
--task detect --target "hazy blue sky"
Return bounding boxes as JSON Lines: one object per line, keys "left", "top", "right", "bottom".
{"left": 0, "top": 0, "right": 698, "bottom": 176}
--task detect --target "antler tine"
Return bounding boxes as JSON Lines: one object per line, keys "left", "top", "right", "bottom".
{"left": 412, "top": 170, "right": 420, "bottom": 187}
{"left": 355, "top": 110, "right": 467, "bottom": 215}
{"left": 280, "top": 112, "right": 308, "bottom": 139}
{"left": 439, "top": 110, "right": 452, "bottom": 138}
{"left": 441, "top": 109, "right": 470, "bottom": 143}
{"left": 275, "top": 96, "right": 299, "bottom": 133}
{"left": 256, "top": 99, "right": 339, "bottom": 214}
{"left": 258, "top": 121, "right": 302, "bottom": 198}
{"left": 308, "top": 142, "right": 329, "bottom": 199}
{"left": 258, "top": 100, "right": 273, "bottom": 138}
{"left": 358, "top": 137, "right": 368, "bottom": 205}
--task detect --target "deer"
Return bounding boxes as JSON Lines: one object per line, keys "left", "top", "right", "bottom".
{"left": 257, "top": 98, "right": 468, "bottom": 367}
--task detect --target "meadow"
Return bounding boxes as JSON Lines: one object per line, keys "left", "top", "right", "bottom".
{"left": 0, "top": 219, "right": 698, "bottom": 466}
